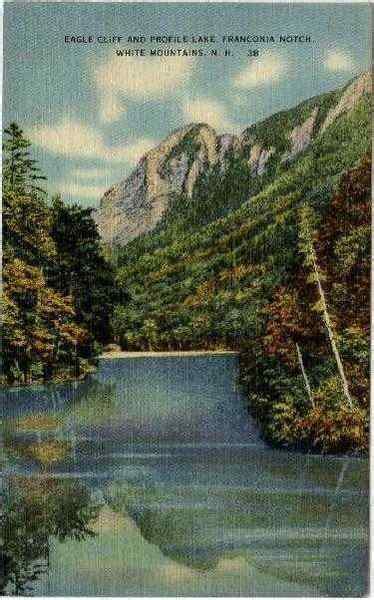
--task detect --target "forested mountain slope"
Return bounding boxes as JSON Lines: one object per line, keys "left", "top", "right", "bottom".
{"left": 96, "top": 72, "right": 370, "bottom": 245}
{"left": 108, "top": 72, "right": 371, "bottom": 453}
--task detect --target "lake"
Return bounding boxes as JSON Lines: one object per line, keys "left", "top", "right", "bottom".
{"left": 0, "top": 355, "right": 369, "bottom": 596}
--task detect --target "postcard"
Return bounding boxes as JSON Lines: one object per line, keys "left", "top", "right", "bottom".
{"left": 1, "top": 2, "right": 371, "bottom": 596}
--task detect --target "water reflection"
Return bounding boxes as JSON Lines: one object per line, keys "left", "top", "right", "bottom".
{"left": 0, "top": 476, "right": 101, "bottom": 595}
{"left": 103, "top": 452, "right": 369, "bottom": 596}
{"left": 0, "top": 356, "right": 369, "bottom": 596}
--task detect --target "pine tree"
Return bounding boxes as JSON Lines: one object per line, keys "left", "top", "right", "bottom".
{"left": 48, "top": 195, "right": 119, "bottom": 344}
{"left": 3, "top": 122, "right": 46, "bottom": 194}
{"left": 1, "top": 123, "right": 91, "bottom": 384}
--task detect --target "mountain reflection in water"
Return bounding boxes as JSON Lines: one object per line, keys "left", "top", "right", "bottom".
{"left": 0, "top": 356, "right": 369, "bottom": 596}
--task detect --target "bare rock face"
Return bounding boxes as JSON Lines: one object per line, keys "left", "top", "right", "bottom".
{"left": 95, "top": 72, "right": 370, "bottom": 246}
{"left": 247, "top": 144, "right": 275, "bottom": 176}
{"left": 96, "top": 161, "right": 149, "bottom": 245}
{"left": 184, "top": 124, "right": 218, "bottom": 197}
{"left": 95, "top": 124, "right": 246, "bottom": 246}
{"left": 217, "top": 134, "right": 241, "bottom": 173}
{"left": 95, "top": 123, "right": 219, "bottom": 245}
{"left": 162, "top": 153, "right": 189, "bottom": 194}
{"left": 320, "top": 71, "right": 371, "bottom": 134}
{"left": 282, "top": 106, "right": 319, "bottom": 162}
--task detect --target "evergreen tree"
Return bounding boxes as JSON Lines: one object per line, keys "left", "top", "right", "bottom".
{"left": 1, "top": 123, "right": 92, "bottom": 384}
{"left": 48, "top": 196, "right": 119, "bottom": 344}
{"left": 3, "top": 122, "right": 46, "bottom": 195}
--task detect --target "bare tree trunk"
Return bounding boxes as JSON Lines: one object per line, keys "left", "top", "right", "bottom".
{"left": 296, "top": 343, "right": 314, "bottom": 407}
{"left": 299, "top": 205, "right": 353, "bottom": 409}
{"left": 311, "top": 254, "right": 353, "bottom": 409}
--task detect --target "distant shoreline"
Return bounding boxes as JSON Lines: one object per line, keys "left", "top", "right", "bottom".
{"left": 100, "top": 350, "right": 239, "bottom": 359}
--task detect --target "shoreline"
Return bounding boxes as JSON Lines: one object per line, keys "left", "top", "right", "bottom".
{"left": 1, "top": 351, "right": 239, "bottom": 388}
{"left": 100, "top": 350, "right": 239, "bottom": 359}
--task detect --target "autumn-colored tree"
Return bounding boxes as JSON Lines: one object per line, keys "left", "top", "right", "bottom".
{"left": 240, "top": 155, "right": 370, "bottom": 452}
{"left": 1, "top": 123, "right": 101, "bottom": 384}
{"left": 263, "top": 287, "right": 321, "bottom": 368}
{"left": 316, "top": 154, "right": 370, "bottom": 332}
{"left": 3, "top": 189, "right": 56, "bottom": 268}
{"left": 315, "top": 154, "right": 370, "bottom": 406}
{"left": 2, "top": 259, "right": 88, "bottom": 383}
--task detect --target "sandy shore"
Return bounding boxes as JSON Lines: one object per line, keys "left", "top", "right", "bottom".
{"left": 100, "top": 350, "right": 239, "bottom": 359}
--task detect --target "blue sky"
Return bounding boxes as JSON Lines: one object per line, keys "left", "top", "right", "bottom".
{"left": 3, "top": 2, "right": 371, "bottom": 207}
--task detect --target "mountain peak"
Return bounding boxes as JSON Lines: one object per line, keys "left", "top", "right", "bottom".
{"left": 95, "top": 121, "right": 221, "bottom": 245}
{"left": 95, "top": 72, "right": 371, "bottom": 246}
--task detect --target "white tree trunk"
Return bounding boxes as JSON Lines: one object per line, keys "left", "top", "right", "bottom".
{"left": 296, "top": 342, "right": 314, "bottom": 407}
{"left": 312, "top": 255, "right": 353, "bottom": 409}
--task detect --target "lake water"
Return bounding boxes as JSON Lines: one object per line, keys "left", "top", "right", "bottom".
{"left": 0, "top": 355, "right": 369, "bottom": 596}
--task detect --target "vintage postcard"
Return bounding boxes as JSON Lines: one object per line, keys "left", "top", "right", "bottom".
{"left": 1, "top": 1, "right": 371, "bottom": 597}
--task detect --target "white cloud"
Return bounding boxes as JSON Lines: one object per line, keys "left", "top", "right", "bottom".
{"left": 29, "top": 118, "right": 156, "bottom": 165}
{"left": 94, "top": 55, "right": 195, "bottom": 123}
{"left": 71, "top": 167, "right": 112, "bottom": 179}
{"left": 100, "top": 92, "right": 126, "bottom": 123}
{"left": 325, "top": 50, "right": 354, "bottom": 72}
{"left": 109, "top": 137, "right": 156, "bottom": 163}
{"left": 234, "top": 52, "right": 286, "bottom": 88}
{"left": 95, "top": 55, "right": 195, "bottom": 99}
{"left": 183, "top": 98, "right": 237, "bottom": 132}
{"left": 29, "top": 119, "right": 105, "bottom": 159}
{"left": 57, "top": 182, "right": 108, "bottom": 200}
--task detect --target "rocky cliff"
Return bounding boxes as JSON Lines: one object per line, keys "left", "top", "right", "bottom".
{"left": 95, "top": 72, "right": 371, "bottom": 246}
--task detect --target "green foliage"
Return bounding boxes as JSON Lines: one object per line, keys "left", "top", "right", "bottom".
{"left": 48, "top": 195, "right": 119, "bottom": 345}
{"left": 161, "top": 156, "right": 252, "bottom": 232}
{"left": 2, "top": 122, "right": 46, "bottom": 195}
{"left": 111, "top": 80, "right": 370, "bottom": 454}
{"left": 0, "top": 477, "right": 101, "bottom": 595}
{"left": 259, "top": 378, "right": 368, "bottom": 454}
{"left": 164, "top": 125, "right": 202, "bottom": 168}
{"left": 1, "top": 123, "right": 117, "bottom": 385}
{"left": 3, "top": 189, "right": 55, "bottom": 268}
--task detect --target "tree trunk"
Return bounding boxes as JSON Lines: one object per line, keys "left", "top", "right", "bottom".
{"left": 311, "top": 254, "right": 353, "bottom": 409}
{"left": 296, "top": 343, "right": 314, "bottom": 407}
